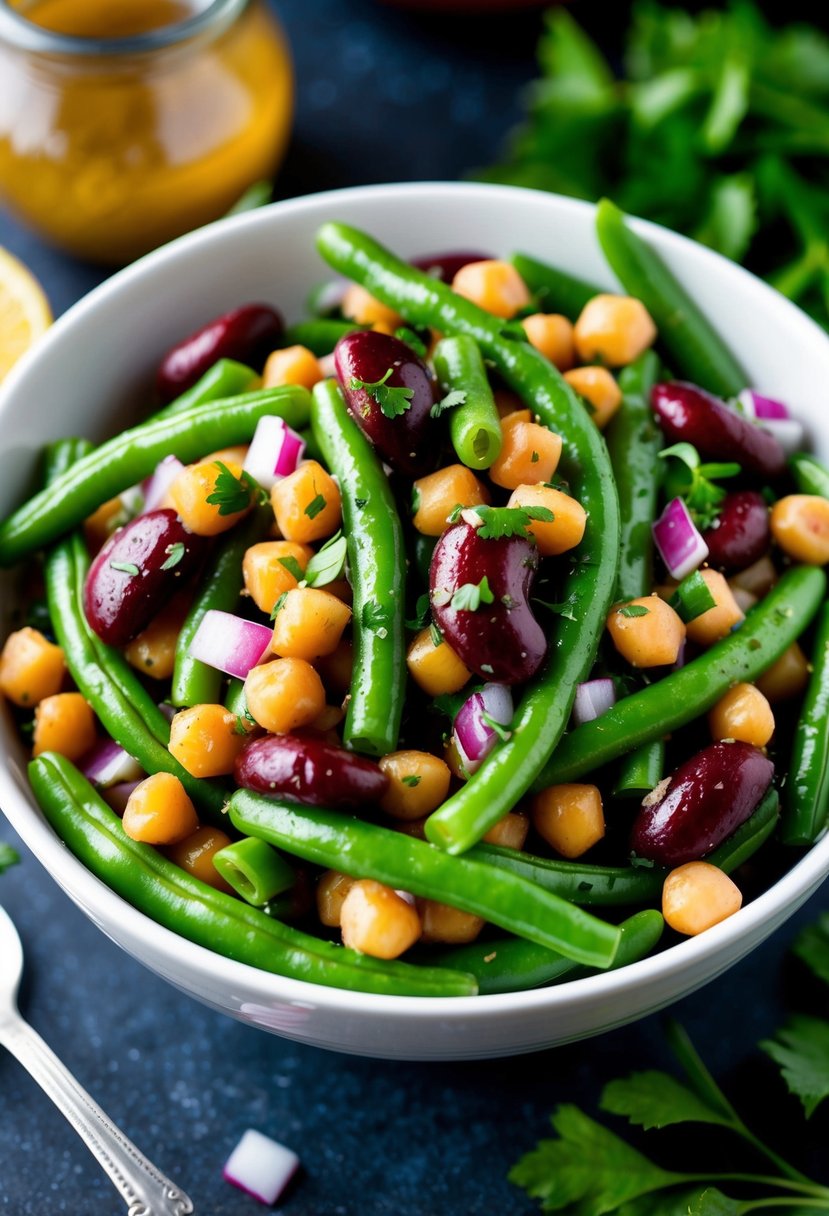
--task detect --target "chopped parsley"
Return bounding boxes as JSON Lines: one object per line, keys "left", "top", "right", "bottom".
{"left": 429, "top": 622, "right": 443, "bottom": 648}
{"left": 473, "top": 504, "right": 555, "bottom": 541}
{"left": 160, "top": 541, "right": 185, "bottom": 571}
{"left": 619, "top": 603, "right": 650, "bottom": 618}
{"left": 304, "top": 492, "right": 327, "bottom": 520}
{"left": 405, "top": 593, "right": 432, "bottom": 631}
{"left": 481, "top": 711, "right": 512, "bottom": 742}
{"left": 109, "top": 560, "right": 140, "bottom": 576}
{"left": 278, "top": 555, "right": 305, "bottom": 582}
{"left": 206, "top": 461, "right": 258, "bottom": 516}
{"left": 270, "top": 591, "right": 289, "bottom": 619}
{"left": 349, "top": 367, "right": 414, "bottom": 419}
{"left": 401, "top": 774, "right": 422, "bottom": 788}
{"left": 430, "top": 388, "right": 467, "bottom": 419}
{"left": 659, "top": 443, "right": 741, "bottom": 530}
{"left": 450, "top": 576, "right": 495, "bottom": 612}
{"left": 362, "top": 600, "right": 390, "bottom": 633}
{"left": 304, "top": 532, "right": 348, "bottom": 587}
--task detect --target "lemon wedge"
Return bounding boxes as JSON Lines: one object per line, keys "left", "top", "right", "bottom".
{"left": 0, "top": 247, "right": 52, "bottom": 384}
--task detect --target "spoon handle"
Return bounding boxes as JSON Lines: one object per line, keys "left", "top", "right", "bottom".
{"left": 0, "top": 1009, "right": 194, "bottom": 1215}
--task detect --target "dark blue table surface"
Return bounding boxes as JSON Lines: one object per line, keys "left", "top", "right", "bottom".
{"left": 1, "top": 2, "right": 828, "bottom": 1212}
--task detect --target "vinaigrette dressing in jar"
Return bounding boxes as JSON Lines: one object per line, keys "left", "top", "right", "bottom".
{"left": 0, "top": 0, "right": 293, "bottom": 263}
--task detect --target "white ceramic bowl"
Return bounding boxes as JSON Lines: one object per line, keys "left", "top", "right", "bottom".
{"left": 2, "top": 183, "right": 828, "bottom": 1060}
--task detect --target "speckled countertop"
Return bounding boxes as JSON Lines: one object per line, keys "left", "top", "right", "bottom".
{"left": 1, "top": 2, "right": 828, "bottom": 1212}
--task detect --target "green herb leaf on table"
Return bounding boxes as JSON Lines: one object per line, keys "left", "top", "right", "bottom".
{"left": 760, "top": 1015, "right": 829, "bottom": 1118}
{"left": 349, "top": 368, "right": 414, "bottom": 419}
{"left": 600, "top": 1072, "right": 732, "bottom": 1131}
{"left": 206, "top": 461, "right": 257, "bottom": 516}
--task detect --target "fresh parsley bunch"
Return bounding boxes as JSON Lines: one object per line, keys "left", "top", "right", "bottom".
{"left": 511, "top": 913, "right": 829, "bottom": 1213}
{"left": 479, "top": 2, "right": 829, "bottom": 330}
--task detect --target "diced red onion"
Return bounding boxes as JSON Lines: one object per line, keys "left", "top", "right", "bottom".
{"left": 223, "top": 1128, "right": 300, "bottom": 1207}
{"left": 102, "top": 780, "right": 143, "bottom": 816}
{"left": 157, "top": 701, "right": 177, "bottom": 723}
{"left": 453, "top": 683, "right": 513, "bottom": 775}
{"left": 318, "top": 353, "right": 337, "bottom": 377}
{"left": 313, "top": 276, "right": 349, "bottom": 315}
{"left": 142, "top": 454, "right": 185, "bottom": 513}
{"left": 670, "top": 638, "right": 687, "bottom": 673}
{"left": 652, "top": 497, "right": 709, "bottom": 581}
{"left": 189, "top": 610, "right": 272, "bottom": 679}
{"left": 243, "top": 416, "right": 305, "bottom": 490}
{"left": 572, "top": 678, "right": 616, "bottom": 727}
{"left": 758, "top": 418, "right": 805, "bottom": 455}
{"left": 82, "top": 738, "right": 145, "bottom": 788}
{"left": 738, "top": 388, "right": 790, "bottom": 420}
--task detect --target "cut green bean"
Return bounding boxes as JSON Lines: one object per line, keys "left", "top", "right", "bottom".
{"left": 534, "top": 566, "right": 825, "bottom": 788}
{"left": 670, "top": 570, "right": 718, "bottom": 623}
{"left": 31, "top": 754, "right": 476, "bottom": 998}
{"left": 0, "top": 385, "right": 311, "bottom": 566}
{"left": 510, "top": 253, "right": 601, "bottom": 320}
{"left": 224, "top": 677, "right": 248, "bottom": 718}
{"left": 431, "top": 909, "right": 664, "bottom": 996}
{"left": 283, "top": 318, "right": 369, "bottom": 355}
{"left": 171, "top": 505, "right": 272, "bottom": 707}
{"left": 229, "top": 789, "right": 622, "bottom": 968}
{"left": 614, "top": 739, "right": 666, "bottom": 799}
{"left": 310, "top": 378, "right": 406, "bottom": 756}
{"left": 213, "top": 836, "right": 296, "bottom": 906}
{"left": 790, "top": 452, "right": 829, "bottom": 499}
{"left": 432, "top": 334, "right": 502, "bottom": 470}
{"left": 152, "top": 358, "right": 258, "bottom": 421}
{"left": 595, "top": 199, "right": 746, "bottom": 398}
{"left": 782, "top": 603, "right": 829, "bottom": 845}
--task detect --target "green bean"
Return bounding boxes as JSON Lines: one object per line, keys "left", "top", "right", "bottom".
{"left": 595, "top": 199, "right": 746, "bottom": 398}
{"left": 782, "top": 603, "right": 829, "bottom": 845}
{"left": 283, "top": 318, "right": 369, "bottom": 355}
{"left": 171, "top": 505, "right": 272, "bottom": 707}
{"left": 605, "top": 350, "right": 664, "bottom": 792}
{"left": 229, "top": 789, "right": 622, "bottom": 968}
{"left": 533, "top": 566, "right": 825, "bottom": 788}
{"left": 152, "top": 358, "right": 257, "bottom": 421}
{"left": 614, "top": 740, "right": 666, "bottom": 799}
{"left": 790, "top": 452, "right": 829, "bottom": 499}
{"left": 315, "top": 222, "right": 620, "bottom": 854}
{"left": 473, "top": 787, "right": 779, "bottom": 905}
{"left": 510, "top": 253, "right": 601, "bottom": 320}
{"left": 44, "top": 530, "right": 227, "bottom": 821}
{"left": 310, "top": 379, "right": 406, "bottom": 756}
{"left": 432, "top": 334, "right": 502, "bottom": 469}
{"left": 0, "top": 385, "right": 311, "bottom": 567}
{"left": 30, "top": 754, "right": 476, "bottom": 998}
{"left": 431, "top": 909, "right": 664, "bottom": 996}
{"left": 224, "top": 677, "right": 248, "bottom": 718}
{"left": 212, "top": 836, "right": 296, "bottom": 906}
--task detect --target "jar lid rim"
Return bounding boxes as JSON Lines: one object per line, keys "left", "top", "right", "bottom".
{"left": 0, "top": 0, "right": 249, "bottom": 55}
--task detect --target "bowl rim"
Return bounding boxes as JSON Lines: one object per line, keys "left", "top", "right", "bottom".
{"left": 2, "top": 179, "right": 829, "bottom": 1021}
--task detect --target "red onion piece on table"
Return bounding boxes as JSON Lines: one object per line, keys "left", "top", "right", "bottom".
{"left": 223, "top": 1128, "right": 300, "bottom": 1207}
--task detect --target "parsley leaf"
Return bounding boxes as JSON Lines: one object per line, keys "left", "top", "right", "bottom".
{"left": 278, "top": 555, "right": 305, "bottom": 582}
{"left": 160, "top": 542, "right": 185, "bottom": 571}
{"left": 473, "top": 504, "right": 554, "bottom": 541}
{"left": 349, "top": 368, "right": 415, "bottom": 419}
{"left": 405, "top": 593, "right": 431, "bottom": 632}
{"left": 619, "top": 604, "right": 650, "bottom": 618}
{"left": 601, "top": 1072, "right": 732, "bottom": 1131}
{"left": 401, "top": 774, "right": 421, "bottom": 788}
{"left": 362, "top": 600, "right": 390, "bottom": 635}
{"left": 760, "top": 1016, "right": 829, "bottom": 1118}
{"left": 270, "top": 591, "right": 289, "bottom": 619}
{"left": 430, "top": 389, "right": 467, "bottom": 419}
{"left": 481, "top": 711, "right": 512, "bottom": 742}
{"left": 793, "top": 912, "right": 829, "bottom": 986}
{"left": 429, "top": 622, "right": 443, "bottom": 648}
{"left": 450, "top": 576, "right": 495, "bottom": 612}
{"left": 304, "top": 532, "right": 348, "bottom": 588}
{"left": 110, "top": 560, "right": 140, "bottom": 576}
{"left": 305, "top": 493, "right": 327, "bottom": 520}
{"left": 206, "top": 461, "right": 257, "bottom": 516}
{"left": 0, "top": 842, "right": 19, "bottom": 874}
{"left": 659, "top": 444, "right": 740, "bottom": 531}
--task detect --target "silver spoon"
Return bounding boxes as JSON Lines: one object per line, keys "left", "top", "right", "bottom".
{"left": 0, "top": 904, "right": 194, "bottom": 1214}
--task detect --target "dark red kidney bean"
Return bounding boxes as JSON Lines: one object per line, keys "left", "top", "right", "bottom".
{"left": 630, "top": 740, "right": 774, "bottom": 866}
{"left": 234, "top": 734, "right": 388, "bottom": 808}
{"left": 702, "top": 490, "right": 770, "bottom": 572}
{"left": 411, "top": 251, "right": 494, "bottom": 283}
{"left": 430, "top": 520, "right": 546, "bottom": 685}
{"left": 652, "top": 381, "right": 786, "bottom": 480}
{"left": 156, "top": 303, "right": 283, "bottom": 403}
{"left": 84, "top": 509, "right": 207, "bottom": 646}
{"left": 334, "top": 329, "right": 437, "bottom": 476}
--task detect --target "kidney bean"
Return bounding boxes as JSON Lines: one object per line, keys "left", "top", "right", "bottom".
{"left": 630, "top": 740, "right": 774, "bottom": 866}
{"left": 334, "top": 329, "right": 437, "bottom": 476}
{"left": 156, "top": 303, "right": 283, "bottom": 403}
{"left": 234, "top": 734, "right": 388, "bottom": 808}
{"left": 702, "top": 490, "right": 770, "bottom": 572}
{"left": 652, "top": 381, "right": 786, "bottom": 480}
{"left": 430, "top": 520, "right": 546, "bottom": 685}
{"left": 411, "top": 251, "right": 494, "bottom": 283}
{"left": 84, "top": 509, "right": 207, "bottom": 646}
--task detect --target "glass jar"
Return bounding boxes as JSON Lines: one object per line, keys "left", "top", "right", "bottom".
{"left": 0, "top": 0, "right": 293, "bottom": 264}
